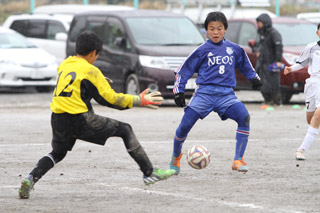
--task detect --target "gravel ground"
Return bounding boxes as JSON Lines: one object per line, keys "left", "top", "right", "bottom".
{"left": 0, "top": 90, "right": 319, "bottom": 213}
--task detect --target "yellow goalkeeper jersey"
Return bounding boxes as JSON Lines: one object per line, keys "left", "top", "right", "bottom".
{"left": 50, "top": 56, "right": 134, "bottom": 114}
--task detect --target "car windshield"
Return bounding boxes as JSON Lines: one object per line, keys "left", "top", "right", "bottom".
{"left": 126, "top": 17, "right": 204, "bottom": 45}
{"left": 273, "top": 23, "right": 318, "bottom": 46}
{"left": 0, "top": 32, "right": 36, "bottom": 49}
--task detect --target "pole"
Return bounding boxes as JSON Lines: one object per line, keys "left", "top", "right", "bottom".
{"left": 134, "top": 0, "right": 139, "bottom": 9}
{"left": 181, "top": 0, "right": 186, "bottom": 13}
{"left": 30, "top": 0, "right": 35, "bottom": 13}
{"left": 275, "top": 0, "right": 280, "bottom": 17}
{"left": 182, "top": 0, "right": 186, "bottom": 7}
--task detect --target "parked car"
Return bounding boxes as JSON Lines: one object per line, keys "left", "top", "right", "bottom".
{"left": 171, "top": 7, "right": 276, "bottom": 23}
{"left": 2, "top": 14, "right": 70, "bottom": 63}
{"left": 171, "top": 7, "right": 276, "bottom": 35}
{"left": 0, "top": 27, "right": 57, "bottom": 92}
{"left": 224, "top": 17, "right": 318, "bottom": 103}
{"left": 33, "top": 4, "right": 134, "bottom": 15}
{"left": 297, "top": 12, "right": 320, "bottom": 24}
{"left": 2, "top": 5, "right": 134, "bottom": 64}
{"left": 66, "top": 9, "right": 205, "bottom": 98}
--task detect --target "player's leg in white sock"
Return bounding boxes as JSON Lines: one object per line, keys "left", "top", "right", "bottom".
{"left": 299, "top": 107, "right": 320, "bottom": 151}
{"left": 299, "top": 126, "right": 318, "bottom": 150}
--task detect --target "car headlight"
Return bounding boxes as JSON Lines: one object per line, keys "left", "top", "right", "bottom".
{"left": 50, "top": 60, "right": 59, "bottom": 67}
{"left": 283, "top": 53, "right": 299, "bottom": 65}
{"left": 139, "top": 55, "right": 171, "bottom": 70}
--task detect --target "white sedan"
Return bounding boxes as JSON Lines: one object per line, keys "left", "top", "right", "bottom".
{"left": 0, "top": 27, "right": 58, "bottom": 92}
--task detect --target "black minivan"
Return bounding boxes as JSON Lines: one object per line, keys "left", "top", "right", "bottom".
{"left": 66, "top": 9, "right": 205, "bottom": 98}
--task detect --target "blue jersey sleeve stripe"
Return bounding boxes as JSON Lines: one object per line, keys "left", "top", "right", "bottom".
{"left": 245, "top": 51, "right": 255, "bottom": 72}
{"left": 173, "top": 73, "right": 181, "bottom": 94}
{"left": 173, "top": 42, "right": 206, "bottom": 94}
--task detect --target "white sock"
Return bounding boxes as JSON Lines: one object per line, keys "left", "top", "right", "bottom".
{"left": 299, "top": 126, "right": 319, "bottom": 151}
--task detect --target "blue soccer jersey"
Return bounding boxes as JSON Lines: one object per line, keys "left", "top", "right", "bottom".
{"left": 173, "top": 39, "right": 259, "bottom": 94}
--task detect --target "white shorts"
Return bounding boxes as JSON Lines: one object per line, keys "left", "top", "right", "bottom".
{"left": 304, "top": 77, "right": 320, "bottom": 112}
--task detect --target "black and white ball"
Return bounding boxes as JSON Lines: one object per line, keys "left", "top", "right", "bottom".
{"left": 187, "top": 145, "right": 211, "bottom": 169}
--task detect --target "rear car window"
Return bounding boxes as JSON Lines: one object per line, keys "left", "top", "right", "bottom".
{"left": 87, "top": 21, "right": 106, "bottom": 41}
{"left": 273, "top": 23, "right": 317, "bottom": 46}
{"left": 26, "top": 20, "right": 46, "bottom": 39}
{"left": 126, "top": 17, "right": 204, "bottom": 45}
{"left": 225, "top": 21, "right": 241, "bottom": 43}
{"left": 47, "top": 20, "right": 66, "bottom": 40}
{"left": 69, "top": 16, "right": 87, "bottom": 42}
{"left": 10, "top": 19, "right": 66, "bottom": 40}
{"left": 106, "top": 17, "right": 131, "bottom": 50}
{"left": 238, "top": 22, "right": 257, "bottom": 46}
{"left": 10, "top": 20, "right": 28, "bottom": 36}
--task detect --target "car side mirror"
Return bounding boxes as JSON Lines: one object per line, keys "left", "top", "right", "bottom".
{"left": 248, "top": 39, "right": 256, "bottom": 52}
{"left": 114, "top": 37, "right": 127, "bottom": 49}
{"left": 55, "top": 32, "right": 67, "bottom": 41}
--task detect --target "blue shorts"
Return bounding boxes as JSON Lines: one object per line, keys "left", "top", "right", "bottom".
{"left": 187, "top": 85, "right": 240, "bottom": 120}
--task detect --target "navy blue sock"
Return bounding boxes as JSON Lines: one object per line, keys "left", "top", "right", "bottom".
{"left": 173, "top": 107, "right": 200, "bottom": 157}
{"left": 235, "top": 127, "right": 249, "bottom": 160}
{"left": 223, "top": 102, "right": 250, "bottom": 161}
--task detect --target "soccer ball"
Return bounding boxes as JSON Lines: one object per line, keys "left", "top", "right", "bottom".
{"left": 187, "top": 145, "right": 211, "bottom": 169}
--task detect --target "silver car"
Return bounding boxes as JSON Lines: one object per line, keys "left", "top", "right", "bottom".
{"left": 0, "top": 27, "right": 58, "bottom": 92}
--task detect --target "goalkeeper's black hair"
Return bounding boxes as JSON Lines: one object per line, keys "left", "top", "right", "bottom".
{"left": 204, "top": 11, "right": 228, "bottom": 30}
{"left": 76, "top": 31, "right": 102, "bottom": 56}
{"left": 318, "top": 23, "right": 320, "bottom": 30}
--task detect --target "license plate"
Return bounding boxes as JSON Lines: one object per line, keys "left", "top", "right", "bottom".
{"left": 31, "top": 70, "right": 43, "bottom": 79}
{"left": 185, "top": 78, "right": 197, "bottom": 89}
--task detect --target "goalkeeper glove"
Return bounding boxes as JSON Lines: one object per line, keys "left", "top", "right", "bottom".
{"left": 133, "top": 88, "right": 163, "bottom": 109}
{"left": 174, "top": 93, "right": 185, "bottom": 108}
{"left": 251, "top": 78, "right": 262, "bottom": 90}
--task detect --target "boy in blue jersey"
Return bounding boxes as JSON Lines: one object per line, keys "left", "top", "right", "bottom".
{"left": 170, "top": 12, "right": 262, "bottom": 174}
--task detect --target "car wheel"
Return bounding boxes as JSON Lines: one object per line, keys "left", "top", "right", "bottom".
{"left": 125, "top": 74, "right": 140, "bottom": 95}
{"left": 35, "top": 86, "right": 53, "bottom": 93}
{"left": 281, "top": 90, "right": 293, "bottom": 104}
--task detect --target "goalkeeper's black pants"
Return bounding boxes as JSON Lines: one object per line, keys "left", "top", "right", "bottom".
{"left": 29, "top": 111, "right": 154, "bottom": 183}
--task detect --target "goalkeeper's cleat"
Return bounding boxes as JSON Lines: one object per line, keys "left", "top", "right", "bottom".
{"left": 143, "top": 168, "right": 176, "bottom": 185}
{"left": 170, "top": 153, "right": 183, "bottom": 175}
{"left": 296, "top": 149, "right": 306, "bottom": 160}
{"left": 232, "top": 160, "right": 248, "bottom": 173}
{"left": 19, "top": 175, "right": 34, "bottom": 199}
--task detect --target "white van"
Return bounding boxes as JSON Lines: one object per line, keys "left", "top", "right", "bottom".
{"left": 2, "top": 14, "right": 70, "bottom": 63}
{"left": 3, "top": 5, "right": 134, "bottom": 64}
{"left": 33, "top": 4, "right": 134, "bottom": 15}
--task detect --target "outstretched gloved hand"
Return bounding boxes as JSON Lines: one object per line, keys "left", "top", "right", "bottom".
{"left": 133, "top": 88, "right": 164, "bottom": 109}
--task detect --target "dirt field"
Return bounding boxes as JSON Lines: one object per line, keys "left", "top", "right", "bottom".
{"left": 0, "top": 91, "right": 319, "bottom": 213}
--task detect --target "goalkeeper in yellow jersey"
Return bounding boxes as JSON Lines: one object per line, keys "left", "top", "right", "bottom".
{"left": 19, "top": 31, "right": 175, "bottom": 199}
